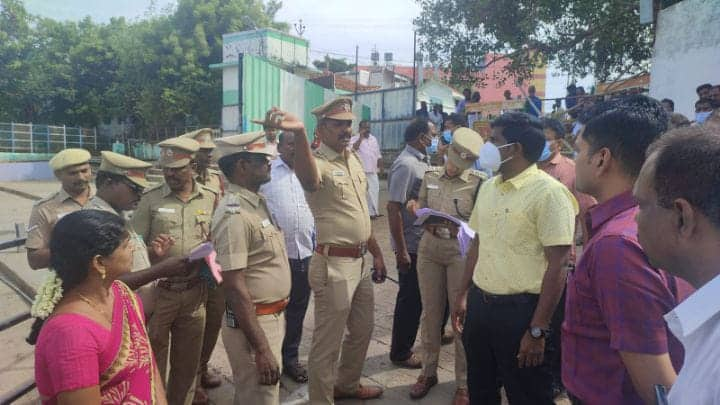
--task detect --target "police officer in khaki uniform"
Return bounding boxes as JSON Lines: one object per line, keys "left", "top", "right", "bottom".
{"left": 181, "top": 128, "right": 225, "bottom": 393}
{"left": 406, "top": 128, "right": 486, "bottom": 404}
{"left": 262, "top": 99, "right": 388, "bottom": 404}
{"left": 181, "top": 128, "right": 224, "bottom": 195}
{"left": 26, "top": 148, "right": 94, "bottom": 270}
{"left": 211, "top": 131, "right": 291, "bottom": 405}
{"left": 85, "top": 151, "right": 190, "bottom": 296}
{"left": 131, "top": 137, "right": 216, "bottom": 405}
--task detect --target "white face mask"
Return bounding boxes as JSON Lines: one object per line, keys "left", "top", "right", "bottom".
{"left": 695, "top": 111, "right": 712, "bottom": 124}
{"left": 477, "top": 142, "right": 515, "bottom": 173}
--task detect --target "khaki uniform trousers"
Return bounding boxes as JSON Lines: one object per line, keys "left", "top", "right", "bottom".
{"left": 222, "top": 312, "right": 285, "bottom": 405}
{"left": 147, "top": 283, "right": 207, "bottom": 405}
{"left": 307, "top": 253, "right": 374, "bottom": 404}
{"left": 199, "top": 286, "right": 226, "bottom": 374}
{"left": 417, "top": 232, "right": 468, "bottom": 388}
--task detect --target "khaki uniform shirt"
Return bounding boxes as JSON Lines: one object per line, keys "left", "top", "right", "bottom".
{"left": 305, "top": 143, "right": 371, "bottom": 246}
{"left": 196, "top": 168, "right": 223, "bottom": 197}
{"left": 211, "top": 184, "right": 291, "bottom": 304}
{"left": 131, "top": 182, "right": 216, "bottom": 281}
{"left": 26, "top": 187, "right": 95, "bottom": 250}
{"left": 418, "top": 168, "right": 486, "bottom": 222}
{"left": 85, "top": 196, "right": 151, "bottom": 272}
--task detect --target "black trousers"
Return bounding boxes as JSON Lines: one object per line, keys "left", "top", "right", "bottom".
{"left": 281, "top": 256, "right": 312, "bottom": 366}
{"left": 548, "top": 287, "right": 567, "bottom": 390}
{"left": 390, "top": 253, "right": 422, "bottom": 362}
{"left": 463, "top": 286, "right": 554, "bottom": 405}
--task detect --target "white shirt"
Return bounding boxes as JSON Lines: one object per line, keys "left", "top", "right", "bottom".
{"left": 664, "top": 274, "right": 720, "bottom": 405}
{"left": 260, "top": 157, "right": 315, "bottom": 260}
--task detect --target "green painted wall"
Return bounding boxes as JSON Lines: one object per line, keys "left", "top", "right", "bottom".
{"left": 243, "top": 54, "right": 281, "bottom": 132}
{"left": 304, "top": 81, "right": 326, "bottom": 141}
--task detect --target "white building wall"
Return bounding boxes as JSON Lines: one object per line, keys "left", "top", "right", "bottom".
{"left": 650, "top": 0, "right": 720, "bottom": 118}
{"left": 223, "top": 37, "right": 265, "bottom": 63}
{"left": 222, "top": 106, "right": 240, "bottom": 133}
{"left": 222, "top": 66, "right": 239, "bottom": 93}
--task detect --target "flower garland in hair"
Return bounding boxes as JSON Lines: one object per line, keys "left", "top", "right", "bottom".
{"left": 30, "top": 271, "right": 63, "bottom": 319}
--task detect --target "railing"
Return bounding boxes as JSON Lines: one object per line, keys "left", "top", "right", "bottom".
{"left": 0, "top": 122, "right": 102, "bottom": 155}
{"left": 0, "top": 237, "right": 37, "bottom": 404}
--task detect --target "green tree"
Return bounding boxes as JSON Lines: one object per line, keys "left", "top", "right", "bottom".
{"left": 312, "top": 55, "right": 355, "bottom": 73}
{"left": 415, "top": 0, "right": 656, "bottom": 87}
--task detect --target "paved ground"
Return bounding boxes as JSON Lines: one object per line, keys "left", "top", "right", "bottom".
{"left": 0, "top": 180, "right": 569, "bottom": 405}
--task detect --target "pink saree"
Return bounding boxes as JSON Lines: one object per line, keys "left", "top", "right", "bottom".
{"left": 35, "top": 281, "right": 161, "bottom": 404}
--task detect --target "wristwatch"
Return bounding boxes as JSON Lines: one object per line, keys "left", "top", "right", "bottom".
{"left": 529, "top": 326, "right": 551, "bottom": 339}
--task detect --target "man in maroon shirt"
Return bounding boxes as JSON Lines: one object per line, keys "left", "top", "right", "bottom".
{"left": 563, "top": 95, "right": 692, "bottom": 405}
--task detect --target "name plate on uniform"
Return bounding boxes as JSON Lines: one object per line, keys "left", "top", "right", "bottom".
{"left": 332, "top": 170, "right": 346, "bottom": 176}
{"left": 427, "top": 184, "right": 439, "bottom": 190}
{"left": 157, "top": 208, "right": 175, "bottom": 214}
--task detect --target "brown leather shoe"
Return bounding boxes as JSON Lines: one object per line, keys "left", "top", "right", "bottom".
{"left": 200, "top": 369, "right": 222, "bottom": 389}
{"left": 334, "top": 384, "right": 384, "bottom": 400}
{"left": 392, "top": 353, "right": 422, "bottom": 369}
{"left": 409, "top": 375, "right": 438, "bottom": 399}
{"left": 453, "top": 387, "right": 470, "bottom": 405}
{"left": 192, "top": 386, "right": 209, "bottom": 405}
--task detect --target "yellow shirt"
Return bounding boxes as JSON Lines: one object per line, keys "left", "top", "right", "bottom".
{"left": 304, "top": 143, "right": 372, "bottom": 246}
{"left": 469, "top": 164, "right": 578, "bottom": 294}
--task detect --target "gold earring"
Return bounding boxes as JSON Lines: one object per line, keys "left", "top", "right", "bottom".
{"left": 99, "top": 269, "right": 106, "bottom": 280}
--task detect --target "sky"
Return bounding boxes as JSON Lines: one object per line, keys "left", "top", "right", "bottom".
{"left": 23, "top": 0, "right": 594, "bottom": 102}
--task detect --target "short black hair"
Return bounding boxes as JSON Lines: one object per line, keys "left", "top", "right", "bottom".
{"left": 404, "top": 118, "right": 430, "bottom": 142}
{"left": 447, "top": 113, "right": 466, "bottom": 127}
{"left": 490, "top": 112, "right": 545, "bottom": 162}
{"left": 540, "top": 117, "right": 566, "bottom": 140}
{"left": 649, "top": 126, "right": 720, "bottom": 228}
{"left": 218, "top": 153, "right": 244, "bottom": 178}
{"left": 581, "top": 94, "right": 668, "bottom": 178}
{"left": 661, "top": 98, "right": 674, "bottom": 112}
{"left": 696, "top": 83, "right": 713, "bottom": 94}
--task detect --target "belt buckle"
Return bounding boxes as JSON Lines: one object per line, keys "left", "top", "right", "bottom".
{"left": 359, "top": 244, "right": 368, "bottom": 257}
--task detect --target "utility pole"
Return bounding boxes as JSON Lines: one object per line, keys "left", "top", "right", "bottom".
{"left": 412, "top": 30, "right": 417, "bottom": 110}
{"left": 354, "top": 45, "right": 359, "bottom": 99}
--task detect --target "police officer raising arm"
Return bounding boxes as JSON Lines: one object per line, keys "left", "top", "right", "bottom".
{"left": 263, "top": 99, "right": 387, "bottom": 404}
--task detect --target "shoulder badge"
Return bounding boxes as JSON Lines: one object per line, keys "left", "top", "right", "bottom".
{"left": 468, "top": 169, "right": 488, "bottom": 181}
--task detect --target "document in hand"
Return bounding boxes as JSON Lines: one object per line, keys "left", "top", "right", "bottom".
{"left": 413, "top": 208, "right": 476, "bottom": 257}
{"left": 189, "top": 242, "right": 223, "bottom": 284}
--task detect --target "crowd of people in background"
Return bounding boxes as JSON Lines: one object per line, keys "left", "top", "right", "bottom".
{"left": 21, "top": 75, "right": 720, "bottom": 405}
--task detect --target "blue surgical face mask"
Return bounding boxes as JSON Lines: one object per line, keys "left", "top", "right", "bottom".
{"left": 539, "top": 141, "right": 552, "bottom": 162}
{"left": 427, "top": 137, "right": 439, "bottom": 154}
{"left": 696, "top": 111, "right": 712, "bottom": 124}
{"left": 442, "top": 129, "right": 452, "bottom": 144}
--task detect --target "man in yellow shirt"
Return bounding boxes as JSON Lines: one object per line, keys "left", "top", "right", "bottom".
{"left": 453, "top": 112, "right": 578, "bottom": 404}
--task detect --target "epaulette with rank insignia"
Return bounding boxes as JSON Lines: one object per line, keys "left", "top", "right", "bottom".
{"left": 468, "top": 169, "right": 488, "bottom": 181}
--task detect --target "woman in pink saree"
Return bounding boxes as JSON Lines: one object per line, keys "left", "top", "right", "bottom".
{"left": 28, "top": 210, "right": 167, "bottom": 404}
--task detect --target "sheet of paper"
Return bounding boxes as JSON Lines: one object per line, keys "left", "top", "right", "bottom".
{"left": 412, "top": 208, "right": 475, "bottom": 257}
{"left": 188, "top": 241, "right": 214, "bottom": 261}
